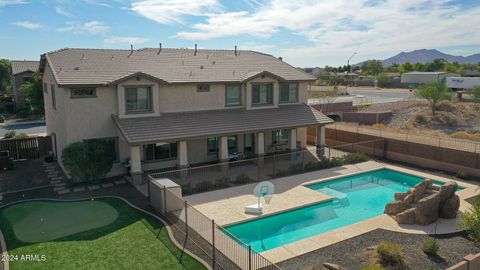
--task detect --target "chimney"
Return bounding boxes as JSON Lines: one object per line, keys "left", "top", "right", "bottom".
{"left": 278, "top": 56, "right": 283, "bottom": 61}
{"left": 194, "top": 44, "right": 197, "bottom": 56}
{"left": 235, "top": 45, "right": 237, "bottom": 56}
{"left": 157, "top": 43, "right": 162, "bottom": 54}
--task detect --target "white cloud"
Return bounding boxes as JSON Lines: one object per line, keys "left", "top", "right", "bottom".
{"left": 238, "top": 42, "right": 275, "bottom": 52}
{"left": 132, "top": 0, "right": 480, "bottom": 66}
{"left": 57, "top": 21, "right": 110, "bottom": 35}
{"left": 82, "top": 0, "right": 112, "bottom": 8}
{"left": 0, "top": 0, "right": 27, "bottom": 6}
{"left": 11, "top": 21, "right": 42, "bottom": 29}
{"left": 131, "top": 0, "right": 222, "bottom": 24}
{"left": 55, "top": 6, "right": 74, "bottom": 17}
{"left": 103, "top": 36, "right": 150, "bottom": 45}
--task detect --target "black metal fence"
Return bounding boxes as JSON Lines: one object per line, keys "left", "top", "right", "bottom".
{"left": 150, "top": 140, "right": 385, "bottom": 196}
{"left": 153, "top": 184, "right": 280, "bottom": 270}
{"left": 0, "top": 136, "right": 52, "bottom": 160}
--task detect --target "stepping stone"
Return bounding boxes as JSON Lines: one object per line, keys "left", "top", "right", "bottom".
{"left": 88, "top": 185, "right": 100, "bottom": 191}
{"left": 102, "top": 183, "right": 114, "bottom": 188}
{"left": 54, "top": 183, "right": 66, "bottom": 187}
{"left": 45, "top": 169, "right": 56, "bottom": 173}
{"left": 114, "top": 180, "right": 126, "bottom": 185}
{"left": 50, "top": 180, "right": 62, "bottom": 184}
{"left": 73, "top": 187, "right": 85, "bottom": 193}
{"left": 57, "top": 189, "right": 70, "bottom": 195}
{"left": 51, "top": 176, "right": 64, "bottom": 181}
{"left": 53, "top": 186, "right": 66, "bottom": 192}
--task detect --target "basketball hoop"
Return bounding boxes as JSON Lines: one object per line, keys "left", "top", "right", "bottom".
{"left": 245, "top": 181, "right": 275, "bottom": 214}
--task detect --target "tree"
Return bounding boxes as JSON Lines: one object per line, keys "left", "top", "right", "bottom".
{"left": 361, "top": 60, "right": 383, "bottom": 76}
{"left": 0, "top": 59, "right": 11, "bottom": 93}
{"left": 62, "top": 140, "right": 114, "bottom": 183}
{"left": 375, "top": 72, "right": 392, "bottom": 88}
{"left": 400, "top": 61, "right": 413, "bottom": 73}
{"left": 18, "top": 72, "right": 44, "bottom": 115}
{"left": 414, "top": 81, "right": 453, "bottom": 115}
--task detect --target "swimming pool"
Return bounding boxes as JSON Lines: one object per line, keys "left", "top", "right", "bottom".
{"left": 225, "top": 169, "right": 460, "bottom": 252}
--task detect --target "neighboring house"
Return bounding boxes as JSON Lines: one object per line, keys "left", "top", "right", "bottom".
{"left": 39, "top": 47, "right": 332, "bottom": 180}
{"left": 303, "top": 67, "right": 322, "bottom": 77}
{"left": 400, "top": 71, "right": 460, "bottom": 85}
{"left": 10, "top": 60, "right": 39, "bottom": 106}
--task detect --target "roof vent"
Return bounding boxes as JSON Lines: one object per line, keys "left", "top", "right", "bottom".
{"left": 81, "top": 53, "right": 86, "bottom": 60}
{"left": 157, "top": 43, "right": 162, "bottom": 54}
{"left": 206, "top": 54, "right": 209, "bottom": 59}
{"left": 74, "top": 67, "right": 80, "bottom": 70}
{"left": 278, "top": 56, "right": 283, "bottom": 61}
{"left": 200, "top": 65, "right": 204, "bottom": 69}
{"left": 233, "top": 70, "right": 235, "bottom": 77}
{"left": 194, "top": 44, "right": 197, "bottom": 56}
{"left": 235, "top": 45, "right": 237, "bottom": 56}
{"left": 111, "top": 55, "right": 115, "bottom": 60}
{"left": 189, "top": 71, "right": 193, "bottom": 76}
{"left": 212, "top": 61, "right": 216, "bottom": 65}
{"left": 128, "top": 44, "right": 134, "bottom": 57}
{"left": 182, "top": 60, "right": 184, "bottom": 66}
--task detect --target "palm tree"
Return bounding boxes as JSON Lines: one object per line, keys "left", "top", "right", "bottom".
{"left": 414, "top": 81, "right": 453, "bottom": 115}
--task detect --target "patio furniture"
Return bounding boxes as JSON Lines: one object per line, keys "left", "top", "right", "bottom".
{"left": 0, "top": 151, "right": 14, "bottom": 170}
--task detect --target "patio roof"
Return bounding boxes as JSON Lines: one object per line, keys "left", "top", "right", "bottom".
{"left": 112, "top": 104, "right": 333, "bottom": 144}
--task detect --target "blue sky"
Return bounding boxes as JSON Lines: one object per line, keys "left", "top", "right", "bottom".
{"left": 1, "top": 0, "right": 480, "bottom": 67}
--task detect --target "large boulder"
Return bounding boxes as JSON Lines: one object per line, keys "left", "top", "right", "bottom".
{"left": 412, "top": 179, "right": 433, "bottom": 203}
{"left": 323, "top": 262, "right": 341, "bottom": 270}
{"left": 395, "top": 208, "right": 416, "bottom": 224}
{"left": 395, "top": 192, "right": 408, "bottom": 201}
{"left": 439, "top": 181, "right": 458, "bottom": 201}
{"left": 439, "top": 195, "right": 460, "bottom": 219}
{"left": 384, "top": 200, "right": 408, "bottom": 215}
{"left": 415, "top": 193, "right": 441, "bottom": 225}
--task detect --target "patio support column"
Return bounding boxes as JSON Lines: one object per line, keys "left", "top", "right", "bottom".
{"left": 130, "top": 145, "right": 142, "bottom": 184}
{"left": 316, "top": 125, "right": 326, "bottom": 157}
{"left": 255, "top": 132, "right": 265, "bottom": 156}
{"left": 289, "top": 128, "right": 297, "bottom": 151}
{"left": 317, "top": 126, "right": 325, "bottom": 147}
{"left": 219, "top": 136, "right": 229, "bottom": 162}
{"left": 177, "top": 141, "right": 188, "bottom": 168}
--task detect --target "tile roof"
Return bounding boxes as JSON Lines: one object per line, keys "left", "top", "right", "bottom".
{"left": 42, "top": 48, "right": 315, "bottom": 86}
{"left": 113, "top": 104, "right": 332, "bottom": 144}
{"left": 10, "top": 60, "right": 39, "bottom": 75}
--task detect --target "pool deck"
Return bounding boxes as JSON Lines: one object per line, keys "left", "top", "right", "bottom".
{"left": 184, "top": 161, "right": 480, "bottom": 264}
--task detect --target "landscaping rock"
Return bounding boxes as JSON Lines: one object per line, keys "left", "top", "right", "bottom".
{"left": 395, "top": 192, "right": 408, "bottom": 201}
{"left": 384, "top": 200, "right": 407, "bottom": 215}
{"left": 412, "top": 179, "right": 432, "bottom": 202}
{"left": 404, "top": 194, "right": 414, "bottom": 205}
{"left": 439, "top": 181, "right": 458, "bottom": 201}
{"left": 415, "top": 193, "right": 441, "bottom": 225}
{"left": 323, "top": 262, "right": 341, "bottom": 270}
{"left": 395, "top": 208, "right": 416, "bottom": 224}
{"left": 440, "top": 194, "right": 460, "bottom": 219}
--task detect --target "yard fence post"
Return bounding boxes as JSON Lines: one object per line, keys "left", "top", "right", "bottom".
{"left": 184, "top": 201, "right": 188, "bottom": 238}
{"left": 302, "top": 150, "right": 305, "bottom": 173}
{"left": 163, "top": 186, "right": 167, "bottom": 214}
{"left": 212, "top": 220, "right": 216, "bottom": 268}
{"left": 273, "top": 153, "right": 276, "bottom": 176}
{"left": 248, "top": 245, "right": 252, "bottom": 270}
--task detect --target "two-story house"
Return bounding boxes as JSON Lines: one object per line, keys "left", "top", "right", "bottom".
{"left": 39, "top": 47, "right": 332, "bottom": 181}
{"left": 10, "top": 60, "right": 39, "bottom": 106}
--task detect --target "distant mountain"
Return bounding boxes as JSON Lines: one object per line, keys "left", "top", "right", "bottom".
{"left": 370, "top": 49, "right": 480, "bottom": 66}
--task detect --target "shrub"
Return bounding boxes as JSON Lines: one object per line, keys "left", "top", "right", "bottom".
{"left": 342, "top": 152, "right": 369, "bottom": 164}
{"left": 450, "top": 131, "right": 480, "bottom": 142}
{"left": 371, "top": 123, "right": 386, "bottom": 129}
{"left": 376, "top": 242, "right": 405, "bottom": 266}
{"left": 375, "top": 72, "right": 391, "bottom": 88}
{"left": 422, "top": 237, "right": 440, "bottom": 255}
{"left": 434, "top": 111, "right": 458, "bottom": 127}
{"left": 435, "top": 100, "right": 456, "bottom": 112}
{"left": 329, "top": 157, "right": 344, "bottom": 167}
{"left": 304, "top": 161, "right": 322, "bottom": 172}
{"left": 469, "top": 86, "right": 480, "bottom": 103}
{"left": 235, "top": 173, "right": 253, "bottom": 184}
{"left": 361, "top": 265, "right": 385, "bottom": 270}
{"left": 214, "top": 176, "right": 230, "bottom": 188}
{"left": 62, "top": 140, "right": 114, "bottom": 184}
{"left": 460, "top": 197, "right": 480, "bottom": 246}
{"left": 414, "top": 114, "right": 429, "bottom": 125}
{"left": 195, "top": 180, "right": 214, "bottom": 192}
{"left": 456, "top": 170, "right": 470, "bottom": 179}
{"left": 15, "top": 133, "right": 29, "bottom": 139}
{"left": 0, "top": 114, "right": 4, "bottom": 123}
{"left": 3, "top": 130, "right": 16, "bottom": 139}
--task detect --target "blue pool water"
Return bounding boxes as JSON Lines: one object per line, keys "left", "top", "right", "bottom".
{"left": 225, "top": 169, "right": 461, "bottom": 252}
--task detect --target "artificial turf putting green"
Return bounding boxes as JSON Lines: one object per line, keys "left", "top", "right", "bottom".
{"left": 0, "top": 198, "right": 206, "bottom": 270}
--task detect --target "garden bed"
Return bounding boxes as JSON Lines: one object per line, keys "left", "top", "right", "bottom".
{"left": 278, "top": 229, "right": 480, "bottom": 270}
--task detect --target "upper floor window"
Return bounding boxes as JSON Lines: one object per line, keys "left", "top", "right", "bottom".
{"left": 252, "top": 83, "right": 273, "bottom": 106}
{"left": 51, "top": 85, "right": 56, "bottom": 110}
{"left": 225, "top": 84, "right": 241, "bottom": 106}
{"left": 125, "top": 87, "right": 152, "bottom": 113}
{"left": 71, "top": 87, "right": 96, "bottom": 98}
{"left": 280, "top": 83, "right": 299, "bottom": 103}
{"left": 197, "top": 84, "right": 210, "bottom": 92}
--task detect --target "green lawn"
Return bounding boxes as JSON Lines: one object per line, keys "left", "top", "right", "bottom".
{"left": 0, "top": 198, "right": 207, "bottom": 270}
